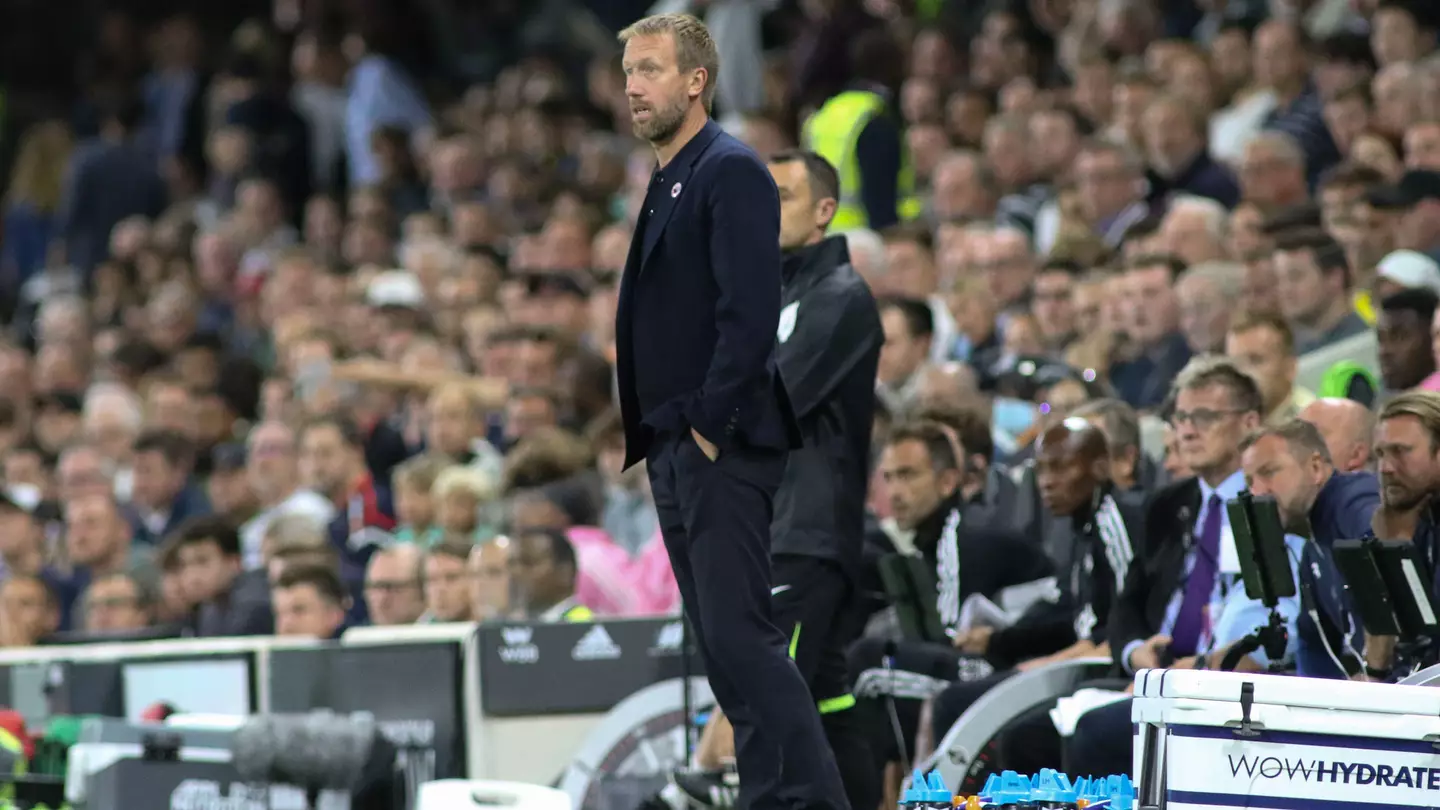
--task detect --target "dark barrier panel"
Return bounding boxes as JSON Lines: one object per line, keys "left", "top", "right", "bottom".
{"left": 269, "top": 641, "right": 466, "bottom": 796}
{"left": 478, "top": 617, "right": 704, "bottom": 716}
{"left": 89, "top": 760, "right": 258, "bottom": 810}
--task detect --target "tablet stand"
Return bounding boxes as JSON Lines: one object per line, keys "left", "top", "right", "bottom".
{"left": 1219, "top": 492, "right": 1296, "bottom": 673}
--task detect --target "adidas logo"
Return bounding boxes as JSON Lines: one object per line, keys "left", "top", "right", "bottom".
{"left": 649, "top": 621, "right": 684, "bottom": 655}
{"left": 571, "top": 624, "right": 622, "bottom": 661}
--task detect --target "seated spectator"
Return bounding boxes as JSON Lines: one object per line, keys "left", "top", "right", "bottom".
{"left": 421, "top": 540, "right": 475, "bottom": 623}
{"left": 239, "top": 421, "right": 336, "bottom": 568}
{"left": 364, "top": 544, "right": 426, "bottom": 626}
{"left": 154, "top": 541, "right": 196, "bottom": 627}
{"left": 298, "top": 414, "right": 395, "bottom": 589}
{"left": 0, "top": 492, "right": 75, "bottom": 629}
{"left": 507, "top": 528, "right": 592, "bottom": 622}
{"left": 508, "top": 486, "right": 666, "bottom": 616}
{"left": 207, "top": 443, "right": 258, "bottom": 526}
{"left": 469, "top": 538, "right": 511, "bottom": 622}
{"left": 1377, "top": 289, "right": 1439, "bottom": 392}
{"left": 259, "top": 513, "right": 329, "bottom": 572}
{"left": 81, "top": 572, "right": 153, "bottom": 634}
{"left": 173, "top": 517, "right": 273, "bottom": 637}
{"left": 0, "top": 576, "right": 59, "bottom": 647}
{"left": 433, "top": 465, "right": 497, "bottom": 542}
{"left": 423, "top": 383, "right": 504, "bottom": 481}
{"left": 390, "top": 453, "right": 448, "bottom": 546}
{"left": 129, "top": 429, "right": 211, "bottom": 546}
{"left": 1299, "top": 398, "right": 1376, "bottom": 473}
{"left": 63, "top": 493, "right": 158, "bottom": 611}
{"left": 1274, "top": 229, "right": 1370, "bottom": 355}
{"left": 267, "top": 541, "right": 342, "bottom": 586}
{"left": 1110, "top": 254, "right": 1192, "bottom": 409}
{"left": 1225, "top": 312, "right": 1316, "bottom": 424}
{"left": 272, "top": 563, "right": 349, "bottom": 639}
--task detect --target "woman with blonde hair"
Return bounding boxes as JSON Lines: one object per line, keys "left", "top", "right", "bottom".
{"left": 3, "top": 121, "right": 73, "bottom": 284}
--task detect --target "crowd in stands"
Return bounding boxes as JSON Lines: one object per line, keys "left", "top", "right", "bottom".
{"left": 8, "top": 0, "right": 1440, "bottom": 804}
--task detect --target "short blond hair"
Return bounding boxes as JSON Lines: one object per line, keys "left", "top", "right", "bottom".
{"left": 433, "top": 465, "right": 498, "bottom": 504}
{"left": 618, "top": 13, "right": 720, "bottom": 112}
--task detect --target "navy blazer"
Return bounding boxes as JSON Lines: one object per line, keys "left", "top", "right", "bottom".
{"left": 1297, "top": 470, "right": 1380, "bottom": 679}
{"left": 615, "top": 120, "right": 801, "bottom": 469}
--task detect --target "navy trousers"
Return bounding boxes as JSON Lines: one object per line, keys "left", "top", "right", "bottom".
{"left": 648, "top": 431, "right": 849, "bottom": 810}
{"left": 1066, "top": 698, "right": 1134, "bottom": 778}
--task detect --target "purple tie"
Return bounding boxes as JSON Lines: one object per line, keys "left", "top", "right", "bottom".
{"left": 1170, "top": 494, "right": 1223, "bottom": 657}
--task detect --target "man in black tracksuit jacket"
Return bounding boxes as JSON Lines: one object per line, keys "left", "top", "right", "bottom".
{"left": 671, "top": 150, "right": 884, "bottom": 810}
{"left": 925, "top": 422, "right": 1145, "bottom": 786}
{"left": 846, "top": 420, "right": 1054, "bottom": 789}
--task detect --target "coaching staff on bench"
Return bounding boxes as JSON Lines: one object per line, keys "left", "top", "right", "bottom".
{"left": 615, "top": 14, "right": 848, "bottom": 810}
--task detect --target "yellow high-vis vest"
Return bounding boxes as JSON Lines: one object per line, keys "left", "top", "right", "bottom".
{"left": 802, "top": 90, "right": 922, "bottom": 231}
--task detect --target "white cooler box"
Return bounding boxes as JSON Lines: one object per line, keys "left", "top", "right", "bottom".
{"left": 1132, "top": 668, "right": 1440, "bottom": 809}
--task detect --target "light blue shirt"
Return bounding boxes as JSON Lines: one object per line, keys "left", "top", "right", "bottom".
{"left": 1123, "top": 470, "right": 1246, "bottom": 672}
{"left": 1204, "top": 534, "right": 1304, "bottom": 668}
{"left": 345, "top": 56, "right": 434, "bottom": 186}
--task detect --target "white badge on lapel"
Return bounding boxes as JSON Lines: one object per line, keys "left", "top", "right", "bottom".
{"left": 671, "top": 182, "right": 682, "bottom": 198}
{"left": 777, "top": 302, "right": 799, "bottom": 343}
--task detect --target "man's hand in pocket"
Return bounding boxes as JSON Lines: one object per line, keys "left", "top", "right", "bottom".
{"left": 691, "top": 428, "right": 719, "bottom": 461}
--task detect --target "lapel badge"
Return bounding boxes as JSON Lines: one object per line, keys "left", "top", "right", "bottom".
{"left": 671, "top": 182, "right": 682, "bottom": 198}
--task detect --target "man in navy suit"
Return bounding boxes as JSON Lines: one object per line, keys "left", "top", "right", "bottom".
{"left": 615, "top": 13, "right": 847, "bottom": 810}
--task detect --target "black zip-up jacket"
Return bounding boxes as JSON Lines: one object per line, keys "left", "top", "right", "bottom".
{"left": 770, "top": 236, "right": 882, "bottom": 576}
{"left": 990, "top": 486, "right": 1146, "bottom": 667}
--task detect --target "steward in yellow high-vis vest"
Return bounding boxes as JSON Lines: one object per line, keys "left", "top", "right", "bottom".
{"left": 802, "top": 89, "right": 922, "bottom": 231}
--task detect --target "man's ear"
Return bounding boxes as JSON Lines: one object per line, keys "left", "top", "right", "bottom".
{"left": 936, "top": 466, "right": 962, "bottom": 498}
{"left": 1241, "top": 411, "right": 1261, "bottom": 433}
{"left": 689, "top": 68, "right": 708, "bottom": 102}
{"left": 815, "top": 198, "right": 838, "bottom": 230}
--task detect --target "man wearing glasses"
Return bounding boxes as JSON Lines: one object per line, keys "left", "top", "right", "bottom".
{"left": 1110, "top": 356, "right": 1262, "bottom": 676}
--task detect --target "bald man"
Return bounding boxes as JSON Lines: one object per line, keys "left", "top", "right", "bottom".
{"left": 1299, "top": 398, "right": 1375, "bottom": 473}
{"left": 930, "top": 420, "right": 1146, "bottom": 776}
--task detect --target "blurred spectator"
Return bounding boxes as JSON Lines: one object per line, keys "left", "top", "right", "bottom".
{"left": 81, "top": 572, "right": 153, "bottom": 634}
{"left": 239, "top": 421, "right": 335, "bottom": 567}
{"left": 129, "top": 429, "right": 210, "bottom": 546}
{"left": 1111, "top": 255, "right": 1191, "bottom": 408}
{"left": 1274, "top": 229, "right": 1369, "bottom": 353}
{"left": 1300, "top": 397, "right": 1377, "bottom": 472}
{"left": 1226, "top": 312, "right": 1313, "bottom": 424}
{"left": 1376, "top": 289, "right": 1439, "bottom": 391}
{"left": 344, "top": 19, "right": 434, "bottom": 188}
{"left": 174, "top": 517, "right": 272, "bottom": 637}
{"left": 507, "top": 528, "right": 590, "bottom": 622}
{"left": 55, "top": 94, "right": 167, "bottom": 277}
{"left": 297, "top": 414, "right": 395, "bottom": 589}
{"left": 2, "top": 122, "right": 73, "bottom": 286}
{"left": 421, "top": 541, "right": 474, "bottom": 623}
{"left": 468, "top": 538, "right": 511, "bottom": 621}
{"left": 0, "top": 577, "right": 59, "bottom": 647}
{"left": 64, "top": 494, "right": 157, "bottom": 605}
{"left": 363, "top": 544, "right": 426, "bottom": 626}
{"left": 390, "top": 453, "right": 449, "bottom": 545}
{"left": 207, "top": 443, "right": 258, "bottom": 524}
{"left": 271, "top": 563, "right": 348, "bottom": 639}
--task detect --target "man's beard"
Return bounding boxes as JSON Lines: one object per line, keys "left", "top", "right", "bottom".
{"left": 632, "top": 97, "right": 688, "bottom": 144}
